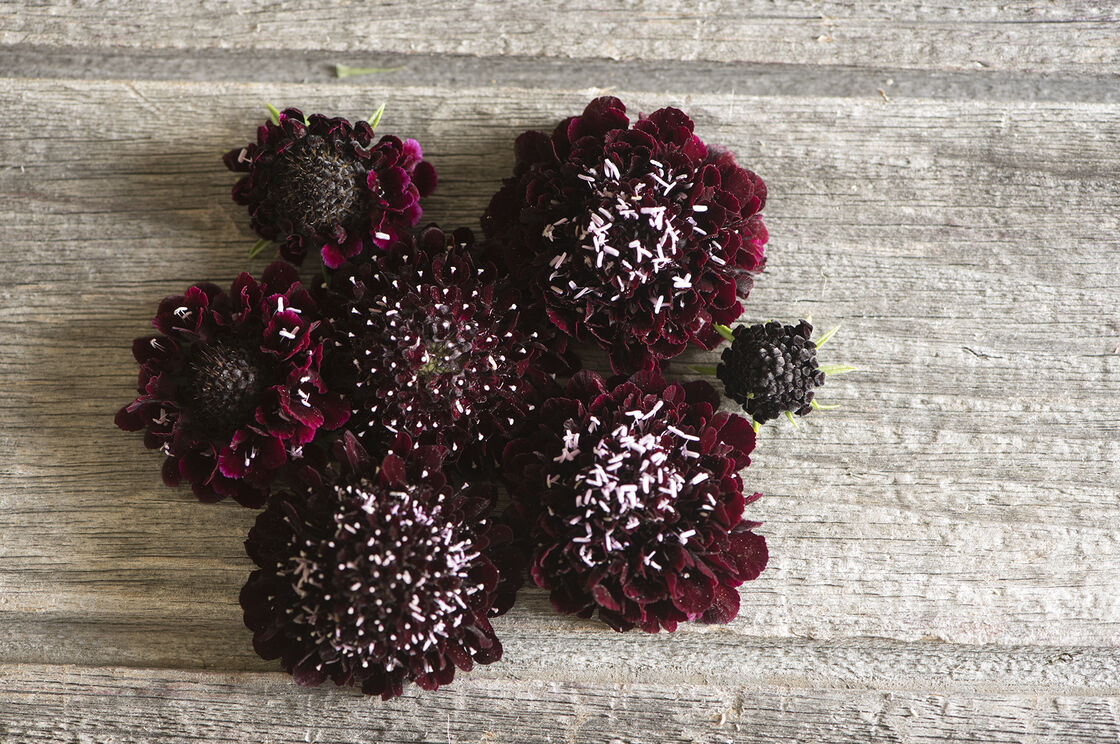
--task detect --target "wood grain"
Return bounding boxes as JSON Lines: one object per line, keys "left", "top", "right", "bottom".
{"left": 2, "top": 664, "right": 1120, "bottom": 744}
{"left": 2, "top": 1, "right": 1118, "bottom": 74}
{"left": 1, "top": 39, "right": 1119, "bottom": 744}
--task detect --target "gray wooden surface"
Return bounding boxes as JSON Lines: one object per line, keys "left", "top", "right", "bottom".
{"left": 1, "top": 3, "right": 1118, "bottom": 743}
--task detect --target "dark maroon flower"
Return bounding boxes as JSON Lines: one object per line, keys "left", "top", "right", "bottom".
{"left": 240, "top": 447, "right": 513, "bottom": 699}
{"left": 115, "top": 262, "right": 348, "bottom": 507}
{"left": 503, "top": 369, "right": 768, "bottom": 633}
{"left": 225, "top": 107, "right": 437, "bottom": 268}
{"left": 321, "top": 226, "right": 551, "bottom": 472}
{"left": 482, "top": 96, "right": 768, "bottom": 373}
{"left": 718, "top": 320, "right": 825, "bottom": 424}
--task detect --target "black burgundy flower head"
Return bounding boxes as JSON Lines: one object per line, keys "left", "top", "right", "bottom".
{"left": 224, "top": 107, "right": 437, "bottom": 268}
{"left": 115, "top": 262, "right": 348, "bottom": 507}
{"left": 239, "top": 446, "right": 515, "bottom": 700}
{"left": 717, "top": 319, "right": 825, "bottom": 424}
{"left": 502, "top": 368, "right": 769, "bottom": 633}
{"left": 320, "top": 225, "right": 551, "bottom": 475}
{"left": 481, "top": 96, "right": 768, "bottom": 374}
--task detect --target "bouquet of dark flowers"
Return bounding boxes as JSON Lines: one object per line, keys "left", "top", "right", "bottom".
{"left": 116, "top": 98, "right": 849, "bottom": 699}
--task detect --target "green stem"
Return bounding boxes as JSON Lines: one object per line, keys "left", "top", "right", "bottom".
{"left": 248, "top": 238, "right": 271, "bottom": 259}
{"left": 714, "top": 324, "right": 735, "bottom": 343}
{"left": 335, "top": 64, "right": 403, "bottom": 79}
{"left": 689, "top": 364, "right": 718, "bottom": 376}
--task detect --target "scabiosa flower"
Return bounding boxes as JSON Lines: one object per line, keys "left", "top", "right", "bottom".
{"left": 322, "top": 225, "right": 549, "bottom": 471}
{"left": 224, "top": 107, "right": 437, "bottom": 268}
{"left": 503, "top": 369, "right": 768, "bottom": 633}
{"left": 481, "top": 96, "right": 768, "bottom": 373}
{"left": 240, "top": 447, "right": 513, "bottom": 699}
{"left": 717, "top": 320, "right": 825, "bottom": 424}
{"left": 114, "top": 262, "right": 348, "bottom": 507}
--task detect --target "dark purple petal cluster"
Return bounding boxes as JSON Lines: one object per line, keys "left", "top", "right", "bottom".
{"left": 115, "top": 262, "right": 348, "bottom": 507}
{"left": 503, "top": 369, "right": 768, "bottom": 632}
{"left": 718, "top": 320, "right": 825, "bottom": 423}
{"left": 113, "top": 100, "right": 801, "bottom": 698}
{"left": 322, "top": 226, "right": 551, "bottom": 472}
{"left": 240, "top": 447, "right": 514, "bottom": 699}
{"left": 482, "top": 96, "right": 768, "bottom": 373}
{"left": 225, "top": 107, "right": 437, "bottom": 268}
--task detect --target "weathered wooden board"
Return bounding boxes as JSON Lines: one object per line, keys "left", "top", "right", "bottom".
{"left": 1, "top": 32, "right": 1119, "bottom": 741}
{"left": 1, "top": 1, "right": 1118, "bottom": 74}
{"left": 1, "top": 664, "right": 1119, "bottom": 744}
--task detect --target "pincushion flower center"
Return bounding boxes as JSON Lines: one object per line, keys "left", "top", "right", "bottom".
{"left": 184, "top": 341, "right": 268, "bottom": 434}
{"left": 268, "top": 136, "right": 362, "bottom": 233}
{"left": 559, "top": 407, "right": 704, "bottom": 556}
{"left": 417, "top": 308, "right": 478, "bottom": 381}
{"left": 283, "top": 486, "right": 481, "bottom": 671}
{"left": 545, "top": 160, "right": 698, "bottom": 305}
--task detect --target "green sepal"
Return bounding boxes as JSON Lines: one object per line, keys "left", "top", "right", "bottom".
{"left": 265, "top": 103, "right": 281, "bottom": 125}
{"left": 367, "top": 102, "right": 386, "bottom": 131}
{"left": 248, "top": 238, "right": 271, "bottom": 259}
{"left": 784, "top": 410, "right": 800, "bottom": 427}
{"left": 810, "top": 400, "right": 840, "bottom": 410}
{"left": 819, "top": 364, "right": 856, "bottom": 376}
{"left": 714, "top": 324, "right": 736, "bottom": 343}
{"left": 814, "top": 324, "right": 840, "bottom": 348}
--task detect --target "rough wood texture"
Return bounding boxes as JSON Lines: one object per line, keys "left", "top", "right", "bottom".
{"left": 2, "top": 1, "right": 1119, "bottom": 74}
{"left": 2, "top": 4, "right": 1120, "bottom": 741}
{"left": 2, "top": 664, "right": 1120, "bottom": 744}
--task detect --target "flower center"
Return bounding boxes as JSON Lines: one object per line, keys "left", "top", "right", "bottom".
{"left": 416, "top": 308, "right": 479, "bottom": 381}
{"left": 268, "top": 135, "right": 362, "bottom": 233}
{"left": 544, "top": 159, "right": 699, "bottom": 307}
{"left": 284, "top": 486, "right": 480, "bottom": 671}
{"left": 555, "top": 407, "right": 708, "bottom": 556}
{"left": 184, "top": 341, "right": 267, "bottom": 434}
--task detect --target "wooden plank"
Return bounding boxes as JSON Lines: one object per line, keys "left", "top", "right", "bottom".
{"left": 2, "top": 664, "right": 1119, "bottom": 744}
{"left": 4, "top": 613, "right": 1120, "bottom": 695}
{"left": 6, "top": 46, "right": 1120, "bottom": 106}
{"left": 1, "top": 1, "right": 1118, "bottom": 75}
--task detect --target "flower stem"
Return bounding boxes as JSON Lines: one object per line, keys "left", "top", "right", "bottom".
{"left": 335, "top": 64, "right": 403, "bottom": 79}
{"left": 248, "top": 238, "right": 271, "bottom": 259}
{"left": 689, "top": 364, "right": 718, "bottom": 376}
